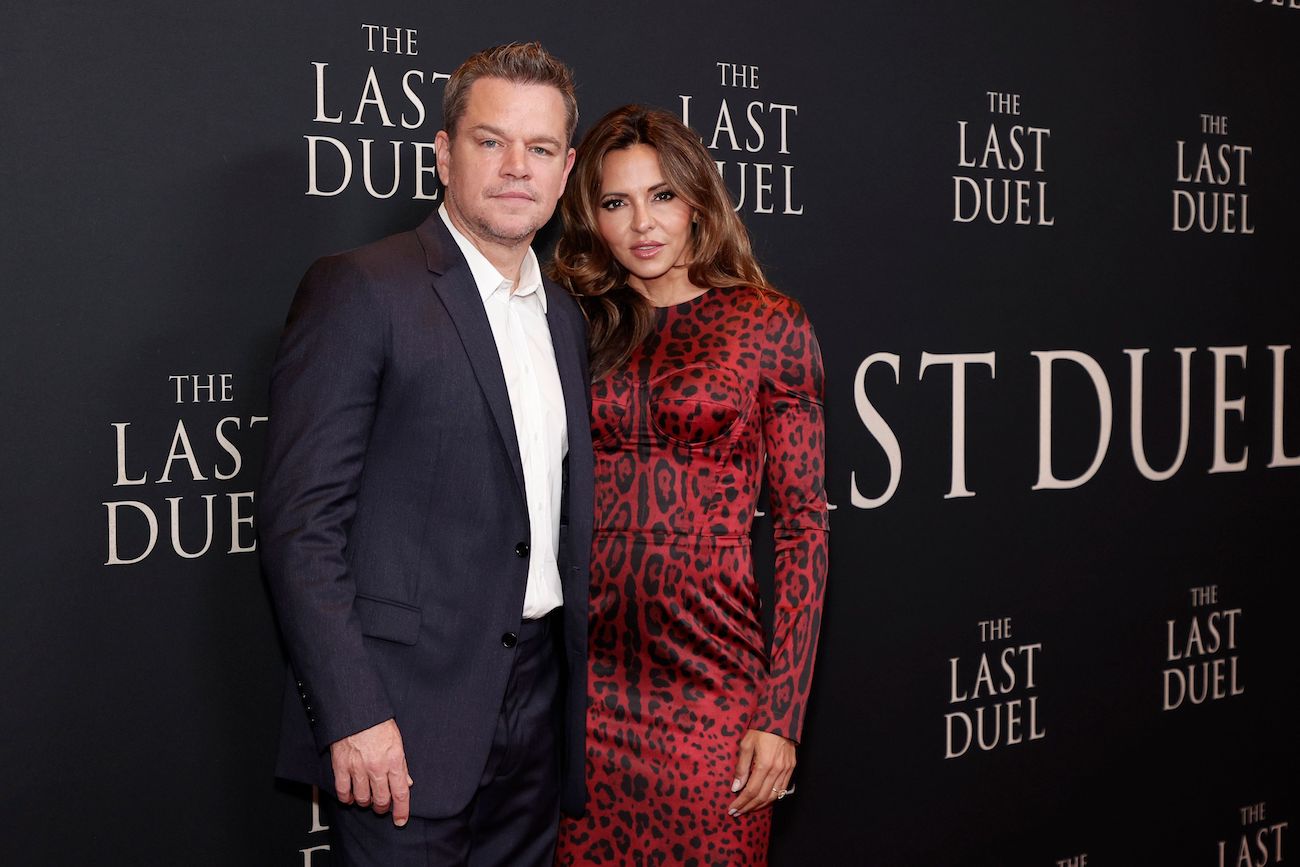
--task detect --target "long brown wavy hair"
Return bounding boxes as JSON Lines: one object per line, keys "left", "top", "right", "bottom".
{"left": 549, "top": 105, "right": 778, "bottom": 380}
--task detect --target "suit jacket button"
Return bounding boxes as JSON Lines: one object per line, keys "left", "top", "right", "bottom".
{"left": 501, "top": 632, "right": 518, "bottom": 648}
{"left": 515, "top": 542, "right": 529, "bottom": 558}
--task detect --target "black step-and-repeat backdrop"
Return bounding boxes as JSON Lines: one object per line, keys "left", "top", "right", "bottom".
{"left": 3, "top": 2, "right": 1296, "bottom": 864}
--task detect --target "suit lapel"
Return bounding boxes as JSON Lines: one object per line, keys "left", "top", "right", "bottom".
{"left": 417, "top": 214, "right": 526, "bottom": 500}
{"left": 545, "top": 284, "right": 594, "bottom": 614}
{"left": 545, "top": 292, "right": 589, "bottom": 458}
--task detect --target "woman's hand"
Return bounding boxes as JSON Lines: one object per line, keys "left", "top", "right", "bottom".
{"left": 726, "top": 728, "right": 796, "bottom": 816}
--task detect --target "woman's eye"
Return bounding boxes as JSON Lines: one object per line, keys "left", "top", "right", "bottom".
{"left": 600, "top": 199, "right": 624, "bottom": 210}
{"left": 653, "top": 190, "right": 675, "bottom": 201}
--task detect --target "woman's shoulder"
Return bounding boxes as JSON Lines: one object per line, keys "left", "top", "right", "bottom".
{"left": 712, "top": 285, "right": 811, "bottom": 332}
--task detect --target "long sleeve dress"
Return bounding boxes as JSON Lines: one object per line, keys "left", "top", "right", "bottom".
{"left": 556, "top": 285, "right": 829, "bottom": 866}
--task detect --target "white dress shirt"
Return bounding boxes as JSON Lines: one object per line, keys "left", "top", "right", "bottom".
{"left": 439, "top": 206, "right": 567, "bottom": 619}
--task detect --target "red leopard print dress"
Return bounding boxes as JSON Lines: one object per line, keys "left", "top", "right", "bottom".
{"left": 556, "top": 285, "right": 829, "bottom": 866}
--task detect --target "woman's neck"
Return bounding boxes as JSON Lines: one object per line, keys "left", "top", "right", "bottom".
{"left": 629, "top": 269, "right": 709, "bottom": 307}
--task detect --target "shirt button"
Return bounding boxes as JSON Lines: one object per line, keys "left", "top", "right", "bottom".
{"left": 515, "top": 542, "right": 529, "bottom": 557}
{"left": 501, "top": 632, "right": 518, "bottom": 648}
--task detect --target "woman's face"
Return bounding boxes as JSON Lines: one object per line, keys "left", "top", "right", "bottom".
{"left": 595, "top": 144, "right": 696, "bottom": 292}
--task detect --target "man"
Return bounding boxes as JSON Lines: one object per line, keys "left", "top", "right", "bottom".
{"left": 259, "top": 42, "right": 592, "bottom": 866}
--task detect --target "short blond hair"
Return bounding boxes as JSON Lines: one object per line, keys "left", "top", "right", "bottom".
{"left": 442, "top": 42, "right": 578, "bottom": 144}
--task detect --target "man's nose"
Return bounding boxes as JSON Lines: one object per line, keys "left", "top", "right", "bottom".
{"left": 501, "top": 143, "right": 530, "bottom": 178}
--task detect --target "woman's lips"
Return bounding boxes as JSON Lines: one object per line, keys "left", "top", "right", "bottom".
{"left": 631, "top": 242, "right": 664, "bottom": 259}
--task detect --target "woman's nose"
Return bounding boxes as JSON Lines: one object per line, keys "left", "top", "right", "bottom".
{"left": 631, "top": 201, "right": 654, "bottom": 232}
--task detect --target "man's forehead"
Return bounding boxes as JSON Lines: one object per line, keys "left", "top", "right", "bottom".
{"left": 461, "top": 78, "right": 568, "bottom": 130}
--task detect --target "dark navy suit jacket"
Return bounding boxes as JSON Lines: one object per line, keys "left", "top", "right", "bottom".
{"left": 259, "top": 212, "right": 593, "bottom": 818}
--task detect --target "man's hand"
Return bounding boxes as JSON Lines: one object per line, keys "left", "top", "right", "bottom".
{"left": 329, "top": 718, "right": 414, "bottom": 827}
{"left": 726, "top": 729, "right": 796, "bottom": 817}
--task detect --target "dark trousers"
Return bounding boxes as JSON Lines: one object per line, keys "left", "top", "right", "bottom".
{"left": 325, "top": 615, "right": 562, "bottom": 867}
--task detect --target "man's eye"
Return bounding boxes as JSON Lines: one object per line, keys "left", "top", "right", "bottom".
{"left": 481, "top": 140, "right": 499, "bottom": 149}
{"left": 530, "top": 146, "right": 553, "bottom": 156}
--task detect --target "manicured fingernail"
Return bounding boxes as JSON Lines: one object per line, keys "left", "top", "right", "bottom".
{"left": 732, "top": 779, "right": 742, "bottom": 792}
{"left": 729, "top": 809, "right": 739, "bottom": 817}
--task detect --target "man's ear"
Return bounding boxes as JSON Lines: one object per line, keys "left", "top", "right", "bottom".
{"left": 435, "top": 130, "right": 452, "bottom": 186}
{"left": 558, "top": 147, "right": 577, "bottom": 195}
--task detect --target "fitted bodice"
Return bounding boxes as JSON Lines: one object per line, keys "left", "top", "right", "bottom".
{"left": 591, "top": 289, "right": 777, "bottom": 537}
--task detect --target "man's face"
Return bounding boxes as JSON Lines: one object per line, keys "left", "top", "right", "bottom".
{"left": 435, "top": 77, "right": 575, "bottom": 251}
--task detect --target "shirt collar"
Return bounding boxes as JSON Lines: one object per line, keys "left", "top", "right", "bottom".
{"left": 439, "top": 205, "right": 547, "bottom": 312}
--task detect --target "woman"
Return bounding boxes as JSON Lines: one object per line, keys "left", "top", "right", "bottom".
{"left": 551, "top": 105, "right": 828, "bottom": 866}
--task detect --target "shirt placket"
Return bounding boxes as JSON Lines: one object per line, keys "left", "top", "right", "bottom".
{"left": 507, "top": 296, "right": 548, "bottom": 561}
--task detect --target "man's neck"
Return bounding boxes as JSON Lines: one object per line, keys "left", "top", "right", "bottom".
{"left": 443, "top": 203, "right": 529, "bottom": 286}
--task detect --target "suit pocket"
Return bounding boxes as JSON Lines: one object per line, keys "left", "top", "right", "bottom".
{"left": 354, "top": 594, "right": 422, "bottom": 645}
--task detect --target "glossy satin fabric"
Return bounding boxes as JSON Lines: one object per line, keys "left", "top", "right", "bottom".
{"left": 557, "top": 287, "right": 828, "bottom": 866}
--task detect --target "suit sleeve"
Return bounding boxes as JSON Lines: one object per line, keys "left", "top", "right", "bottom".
{"left": 259, "top": 254, "right": 395, "bottom": 751}
{"left": 751, "top": 295, "right": 829, "bottom": 742}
